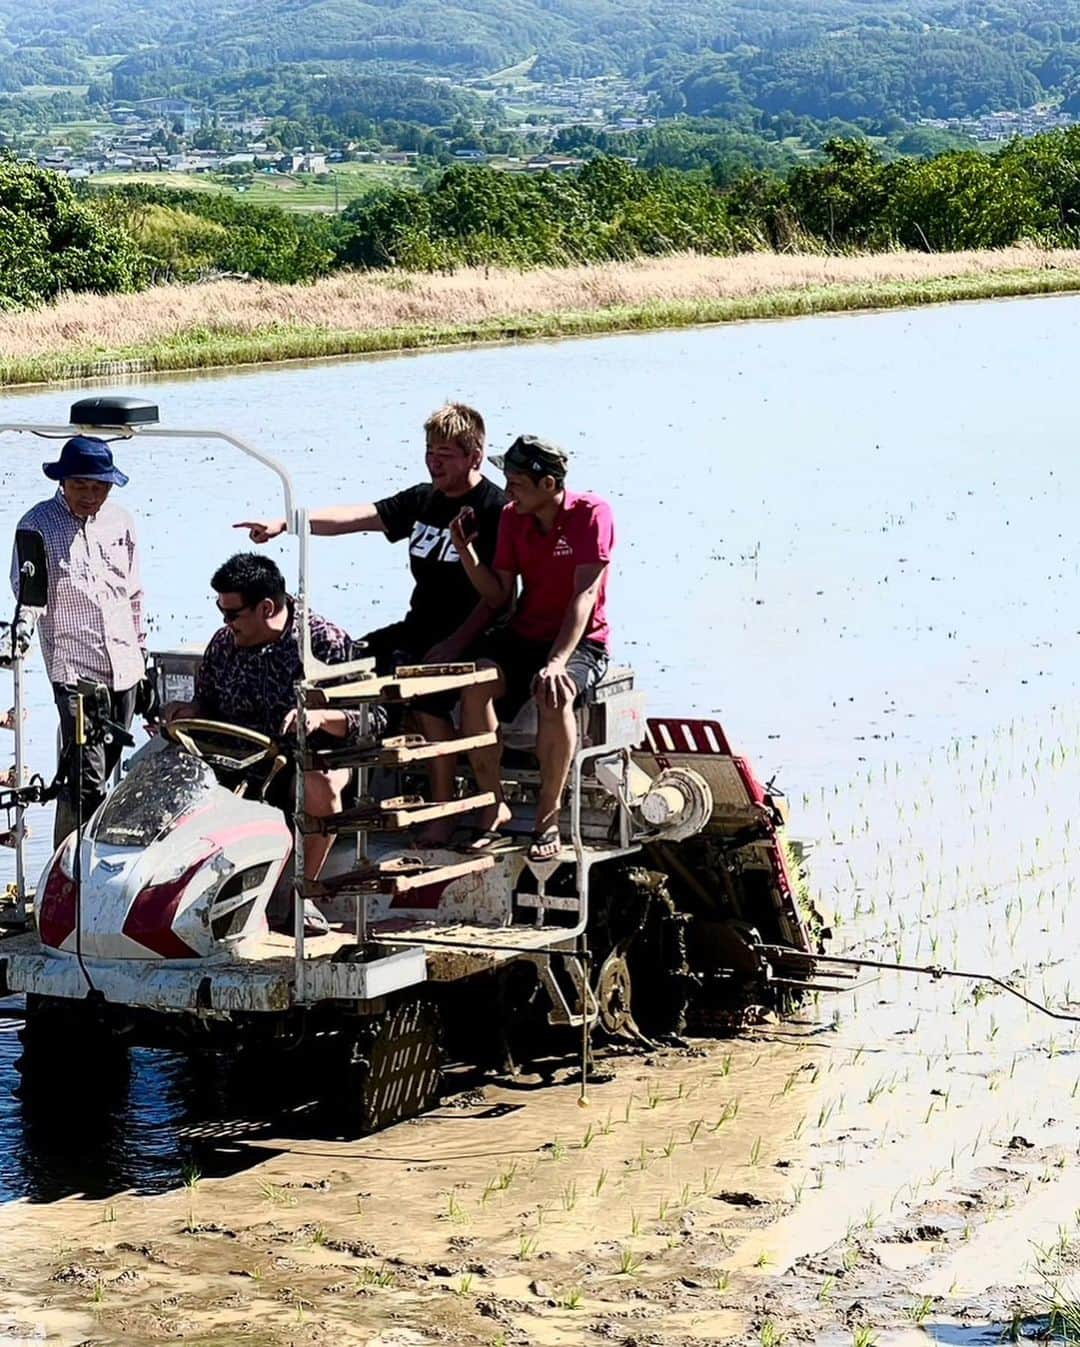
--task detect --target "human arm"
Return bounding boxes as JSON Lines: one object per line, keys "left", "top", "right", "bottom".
{"left": 280, "top": 706, "right": 352, "bottom": 739}
{"left": 449, "top": 508, "right": 514, "bottom": 610}
{"left": 235, "top": 502, "right": 388, "bottom": 543}
{"left": 534, "top": 563, "right": 609, "bottom": 709}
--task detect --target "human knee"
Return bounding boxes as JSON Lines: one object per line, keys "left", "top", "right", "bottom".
{"left": 535, "top": 694, "right": 576, "bottom": 729}
{"left": 303, "top": 770, "right": 343, "bottom": 816}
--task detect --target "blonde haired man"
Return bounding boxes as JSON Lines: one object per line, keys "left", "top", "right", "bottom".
{"left": 237, "top": 403, "right": 507, "bottom": 841}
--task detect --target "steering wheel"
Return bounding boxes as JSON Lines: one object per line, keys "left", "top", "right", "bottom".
{"left": 162, "top": 718, "right": 281, "bottom": 774}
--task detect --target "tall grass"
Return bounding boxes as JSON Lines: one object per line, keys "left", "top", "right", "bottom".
{"left": 4, "top": 246, "right": 1080, "bottom": 387}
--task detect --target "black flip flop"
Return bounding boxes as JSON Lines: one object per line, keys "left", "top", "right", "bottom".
{"left": 527, "top": 828, "right": 561, "bottom": 862}
{"left": 458, "top": 827, "right": 508, "bottom": 853}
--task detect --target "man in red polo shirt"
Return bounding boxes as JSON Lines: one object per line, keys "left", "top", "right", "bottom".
{"left": 432, "top": 435, "right": 614, "bottom": 860}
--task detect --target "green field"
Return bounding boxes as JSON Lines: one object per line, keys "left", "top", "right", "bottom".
{"left": 91, "top": 161, "right": 418, "bottom": 212}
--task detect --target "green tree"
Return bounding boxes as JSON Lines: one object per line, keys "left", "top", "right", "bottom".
{"left": 0, "top": 156, "right": 143, "bottom": 307}
{"left": 786, "top": 138, "right": 897, "bottom": 248}
{"left": 887, "top": 151, "right": 1049, "bottom": 250}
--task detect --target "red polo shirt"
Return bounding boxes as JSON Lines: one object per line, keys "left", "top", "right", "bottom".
{"left": 493, "top": 491, "right": 615, "bottom": 649}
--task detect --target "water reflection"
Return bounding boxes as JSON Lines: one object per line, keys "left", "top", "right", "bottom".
{"left": 0, "top": 998, "right": 279, "bottom": 1201}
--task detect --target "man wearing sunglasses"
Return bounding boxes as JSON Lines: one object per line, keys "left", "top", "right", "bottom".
{"left": 164, "top": 553, "right": 362, "bottom": 934}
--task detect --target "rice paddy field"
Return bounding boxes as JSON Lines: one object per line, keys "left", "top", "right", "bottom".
{"left": 3, "top": 296, "right": 1080, "bottom": 1344}
{"left": 90, "top": 160, "right": 417, "bottom": 212}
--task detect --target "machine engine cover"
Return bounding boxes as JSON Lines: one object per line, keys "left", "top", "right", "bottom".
{"left": 37, "top": 741, "right": 290, "bottom": 961}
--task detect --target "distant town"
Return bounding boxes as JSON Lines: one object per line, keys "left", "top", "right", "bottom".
{"left": 919, "top": 103, "right": 1076, "bottom": 142}
{"left": 24, "top": 67, "right": 1080, "bottom": 192}
{"left": 31, "top": 76, "right": 655, "bottom": 185}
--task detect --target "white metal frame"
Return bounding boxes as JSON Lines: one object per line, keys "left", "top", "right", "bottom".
{"left": 0, "top": 417, "right": 319, "bottom": 982}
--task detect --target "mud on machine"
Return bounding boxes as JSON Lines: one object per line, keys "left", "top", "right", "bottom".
{"left": 0, "top": 397, "right": 821, "bottom": 1134}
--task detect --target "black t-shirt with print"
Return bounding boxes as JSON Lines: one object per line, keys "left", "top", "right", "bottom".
{"left": 374, "top": 476, "right": 507, "bottom": 648}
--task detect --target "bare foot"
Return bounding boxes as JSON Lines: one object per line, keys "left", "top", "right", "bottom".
{"left": 471, "top": 799, "right": 512, "bottom": 840}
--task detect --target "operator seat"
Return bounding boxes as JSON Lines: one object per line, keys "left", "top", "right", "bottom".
{"left": 500, "top": 665, "right": 638, "bottom": 756}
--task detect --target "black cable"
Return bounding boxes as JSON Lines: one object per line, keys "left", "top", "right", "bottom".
{"left": 71, "top": 697, "right": 95, "bottom": 995}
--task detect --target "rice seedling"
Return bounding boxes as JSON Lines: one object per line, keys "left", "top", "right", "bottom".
{"left": 594, "top": 1169, "right": 608, "bottom": 1198}
{"left": 259, "top": 1181, "right": 297, "bottom": 1207}
{"left": 617, "top": 1247, "right": 643, "bottom": 1275}
{"left": 182, "top": 1164, "right": 201, "bottom": 1232}
{"left": 759, "top": 1317, "right": 782, "bottom": 1346}
{"left": 355, "top": 1265, "right": 396, "bottom": 1289}
{"left": 517, "top": 1235, "right": 538, "bottom": 1260}
{"left": 905, "top": 1295, "right": 935, "bottom": 1324}
{"left": 712, "top": 1099, "right": 739, "bottom": 1130}
{"left": 559, "top": 1285, "right": 583, "bottom": 1310}
{"left": 456, "top": 1273, "right": 473, "bottom": 1296}
{"left": 561, "top": 1181, "right": 578, "bottom": 1212}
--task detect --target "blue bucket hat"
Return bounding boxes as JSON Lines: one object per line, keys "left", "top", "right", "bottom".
{"left": 43, "top": 436, "right": 129, "bottom": 487}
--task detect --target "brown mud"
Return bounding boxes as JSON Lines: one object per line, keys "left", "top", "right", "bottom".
{"left": 6, "top": 716, "right": 1080, "bottom": 1345}
{"left": 2, "top": 997, "right": 1078, "bottom": 1346}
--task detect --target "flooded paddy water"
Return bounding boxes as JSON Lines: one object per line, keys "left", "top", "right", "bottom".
{"left": 4, "top": 294, "right": 1080, "bottom": 1343}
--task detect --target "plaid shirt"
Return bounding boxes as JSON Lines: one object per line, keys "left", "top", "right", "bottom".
{"left": 194, "top": 602, "right": 362, "bottom": 739}
{"left": 11, "top": 490, "right": 146, "bottom": 691}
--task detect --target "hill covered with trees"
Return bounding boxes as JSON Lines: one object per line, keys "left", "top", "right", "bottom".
{"left": 6, "top": 0, "right": 1080, "bottom": 124}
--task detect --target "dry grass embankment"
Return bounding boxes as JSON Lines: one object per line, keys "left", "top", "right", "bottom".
{"left": 5, "top": 245, "right": 1080, "bottom": 386}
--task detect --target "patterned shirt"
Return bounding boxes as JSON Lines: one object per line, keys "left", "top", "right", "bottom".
{"left": 194, "top": 602, "right": 361, "bottom": 739}
{"left": 11, "top": 490, "right": 145, "bottom": 691}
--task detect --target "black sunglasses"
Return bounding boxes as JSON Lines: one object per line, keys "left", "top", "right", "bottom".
{"left": 216, "top": 600, "right": 255, "bottom": 623}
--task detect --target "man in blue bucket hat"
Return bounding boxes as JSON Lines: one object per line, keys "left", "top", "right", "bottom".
{"left": 8, "top": 435, "right": 148, "bottom": 844}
